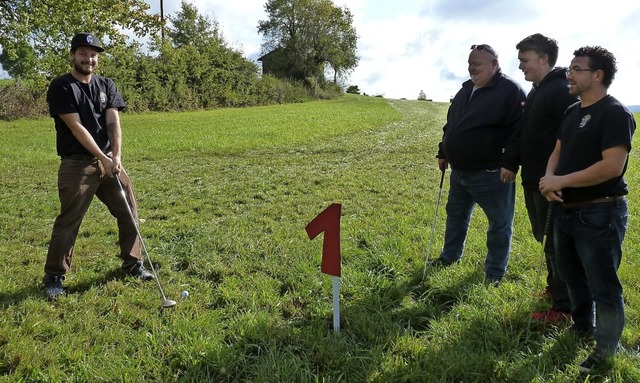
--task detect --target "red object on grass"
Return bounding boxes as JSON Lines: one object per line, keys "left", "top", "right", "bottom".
{"left": 305, "top": 203, "right": 342, "bottom": 277}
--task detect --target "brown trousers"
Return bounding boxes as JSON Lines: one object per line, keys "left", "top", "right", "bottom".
{"left": 44, "top": 157, "right": 142, "bottom": 276}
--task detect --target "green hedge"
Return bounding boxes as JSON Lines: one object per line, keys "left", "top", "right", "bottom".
{"left": 0, "top": 42, "right": 341, "bottom": 120}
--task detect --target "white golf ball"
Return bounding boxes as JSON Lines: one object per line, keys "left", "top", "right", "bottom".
{"left": 181, "top": 290, "right": 189, "bottom": 298}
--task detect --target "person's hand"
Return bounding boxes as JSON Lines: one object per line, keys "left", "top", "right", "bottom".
{"left": 110, "top": 155, "right": 122, "bottom": 175}
{"left": 100, "top": 157, "right": 115, "bottom": 177}
{"left": 438, "top": 158, "right": 449, "bottom": 172}
{"left": 500, "top": 168, "right": 516, "bottom": 183}
{"left": 539, "top": 175, "right": 564, "bottom": 202}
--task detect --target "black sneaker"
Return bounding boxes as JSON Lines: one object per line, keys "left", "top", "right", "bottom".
{"left": 426, "top": 258, "right": 451, "bottom": 268}
{"left": 485, "top": 275, "right": 502, "bottom": 286}
{"left": 43, "top": 274, "right": 65, "bottom": 300}
{"left": 570, "top": 325, "right": 595, "bottom": 342}
{"left": 126, "top": 262, "right": 155, "bottom": 281}
{"left": 578, "top": 351, "right": 605, "bottom": 373}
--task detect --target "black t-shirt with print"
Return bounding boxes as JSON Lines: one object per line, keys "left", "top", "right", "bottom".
{"left": 556, "top": 95, "right": 636, "bottom": 203}
{"left": 47, "top": 73, "right": 126, "bottom": 156}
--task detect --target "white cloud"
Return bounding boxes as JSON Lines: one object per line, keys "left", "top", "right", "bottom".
{"left": 333, "top": 0, "right": 639, "bottom": 105}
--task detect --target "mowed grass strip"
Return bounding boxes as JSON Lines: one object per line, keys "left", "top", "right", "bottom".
{"left": 122, "top": 95, "right": 402, "bottom": 156}
{"left": 0, "top": 96, "right": 639, "bottom": 382}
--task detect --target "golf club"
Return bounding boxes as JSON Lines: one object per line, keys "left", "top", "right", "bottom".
{"left": 537, "top": 202, "right": 554, "bottom": 295}
{"left": 422, "top": 169, "right": 446, "bottom": 280}
{"left": 115, "top": 173, "right": 176, "bottom": 309}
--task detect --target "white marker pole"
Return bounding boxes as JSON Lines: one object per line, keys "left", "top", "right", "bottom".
{"left": 332, "top": 276, "right": 340, "bottom": 332}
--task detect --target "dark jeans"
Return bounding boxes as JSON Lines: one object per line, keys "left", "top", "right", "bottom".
{"left": 45, "top": 157, "right": 142, "bottom": 276}
{"left": 439, "top": 168, "right": 515, "bottom": 279}
{"left": 523, "top": 184, "right": 570, "bottom": 312}
{"left": 554, "top": 198, "right": 627, "bottom": 353}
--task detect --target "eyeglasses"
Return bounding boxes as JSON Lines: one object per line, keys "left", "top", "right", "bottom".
{"left": 470, "top": 44, "right": 497, "bottom": 58}
{"left": 566, "top": 67, "right": 596, "bottom": 76}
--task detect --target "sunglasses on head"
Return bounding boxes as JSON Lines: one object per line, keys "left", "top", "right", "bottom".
{"left": 470, "top": 44, "right": 497, "bottom": 58}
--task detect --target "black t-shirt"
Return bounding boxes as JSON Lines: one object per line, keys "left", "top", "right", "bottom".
{"left": 556, "top": 95, "right": 636, "bottom": 203}
{"left": 47, "top": 73, "right": 126, "bottom": 156}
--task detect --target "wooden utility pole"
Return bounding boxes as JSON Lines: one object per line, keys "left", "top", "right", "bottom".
{"left": 160, "top": 0, "right": 164, "bottom": 42}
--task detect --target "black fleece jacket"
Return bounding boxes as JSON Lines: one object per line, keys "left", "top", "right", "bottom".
{"left": 519, "top": 67, "right": 579, "bottom": 187}
{"left": 438, "top": 70, "right": 526, "bottom": 173}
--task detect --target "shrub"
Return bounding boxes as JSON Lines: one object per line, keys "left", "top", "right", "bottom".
{"left": 253, "top": 75, "right": 312, "bottom": 105}
{"left": 0, "top": 79, "right": 48, "bottom": 120}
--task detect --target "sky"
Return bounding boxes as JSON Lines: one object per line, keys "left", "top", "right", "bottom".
{"left": 4, "top": 1, "right": 639, "bottom": 106}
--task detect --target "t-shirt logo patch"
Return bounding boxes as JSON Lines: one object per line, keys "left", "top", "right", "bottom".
{"left": 579, "top": 114, "right": 591, "bottom": 128}
{"left": 100, "top": 91, "right": 107, "bottom": 105}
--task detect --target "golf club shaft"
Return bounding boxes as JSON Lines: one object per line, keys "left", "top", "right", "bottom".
{"left": 541, "top": 202, "right": 553, "bottom": 249}
{"left": 115, "top": 174, "right": 169, "bottom": 301}
{"left": 538, "top": 202, "right": 554, "bottom": 293}
{"left": 422, "top": 169, "right": 446, "bottom": 280}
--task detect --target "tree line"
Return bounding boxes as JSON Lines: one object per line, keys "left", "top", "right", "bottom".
{"left": 0, "top": 0, "right": 359, "bottom": 120}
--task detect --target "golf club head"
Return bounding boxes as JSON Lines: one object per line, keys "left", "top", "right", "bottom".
{"left": 162, "top": 299, "right": 177, "bottom": 308}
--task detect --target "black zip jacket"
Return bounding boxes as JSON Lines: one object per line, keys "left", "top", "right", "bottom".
{"left": 438, "top": 70, "right": 526, "bottom": 173}
{"left": 520, "top": 67, "right": 578, "bottom": 187}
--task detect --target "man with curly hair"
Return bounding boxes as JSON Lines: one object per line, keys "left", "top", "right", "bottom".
{"left": 540, "top": 46, "right": 636, "bottom": 372}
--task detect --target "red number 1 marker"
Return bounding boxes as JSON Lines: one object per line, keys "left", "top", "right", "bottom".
{"left": 305, "top": 203, "right": 342, "bottom": 277}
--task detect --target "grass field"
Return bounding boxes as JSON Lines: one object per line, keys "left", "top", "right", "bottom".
{"left": 1, "top": 95, "right": 639, "bottom": 382}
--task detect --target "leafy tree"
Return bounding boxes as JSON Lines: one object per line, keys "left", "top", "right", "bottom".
{"left": 0, "top": 0, "right": 160, "bottom": 80}
{"left": 158, "top": 1, "right": 261, "bottom": 109}
{"left": 257, "top": 0, "right": 358, "bottom": 84}
{"left": 0, "top": 40, "right": 36, "bottom": 78}
{"left": 167, "top": 1, "right": 223, "bottom": 49}
{"left": 318, "top": 3, "right": 358, "bottom": 83}
{"left": 346, "top": 85, "right": 360, "bottom": 94}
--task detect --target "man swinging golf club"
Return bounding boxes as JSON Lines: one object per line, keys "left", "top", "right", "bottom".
{"left": 42, "top": 33, "right": 154, "bottom": 300}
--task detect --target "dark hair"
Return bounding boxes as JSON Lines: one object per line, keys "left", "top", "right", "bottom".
{"left": 516, "top": 33, "right": 559, "bottom": 66}
{"left": 573, "top": 46, "right": 617, "bottom": 88}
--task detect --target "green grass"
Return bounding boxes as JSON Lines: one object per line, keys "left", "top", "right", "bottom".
{"left": 0, "top": 94, "right": 639, "bottom": 382}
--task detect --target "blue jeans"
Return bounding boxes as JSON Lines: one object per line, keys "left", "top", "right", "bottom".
{"left": 554, "top": 199, "right": 627, "bottom": 353}
{"left": 439, "top": 168, "right": 515, "bottom": 279}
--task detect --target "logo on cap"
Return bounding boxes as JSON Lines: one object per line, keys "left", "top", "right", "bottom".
{"left": 87, "top": 35, "right": 94, "bottom": 44}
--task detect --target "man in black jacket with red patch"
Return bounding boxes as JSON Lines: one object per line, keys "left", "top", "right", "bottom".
{"left": 516, "top": 33, "right": 578, "bottom": 322}
{"left": 430, "top": 44, "right": 526, "bottom": 284}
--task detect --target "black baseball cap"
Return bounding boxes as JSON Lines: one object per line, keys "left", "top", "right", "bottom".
{"left": 70, "top": 33, "right": 104, "bottom": 52}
